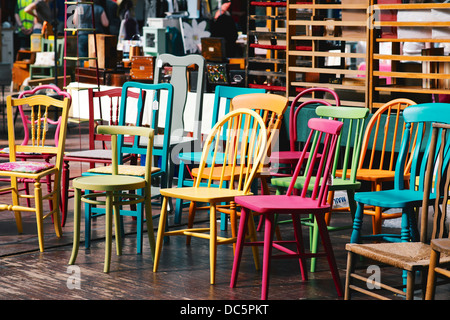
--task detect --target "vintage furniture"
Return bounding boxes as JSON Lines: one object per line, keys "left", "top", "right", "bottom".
{"left": 153, "top": 108, "right": 269, "bottom": 284}
{"left": 0, "top": 92, "right": 70, "bottom": 252}
{"left": 68, "top": 125, "right": 156, "bottom": 273}
{"left": 345, "top": 121, "right": 450, "bottom": 300}
{"left": 29, "top": 38, "right": 64, "bottom": 80}
{"left": 230, "top": 117, "right": 344, "bottom": 300}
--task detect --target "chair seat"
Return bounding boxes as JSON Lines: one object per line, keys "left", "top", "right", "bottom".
{"left": 160, "top": 186, "right": 250, "bottom": 203}
{"left": 269, "top": 151, "right": 303, "bottom": 163}
{"left": 352, "top": 168, "right": 396, "bottom": 182}
{"left": 431, "top": 238, "right": 450, "bottom": 255}
{"left": 354, "top": 189, "right": 427, "bottom": 208}
{"left": 191, "top": 165, "right": 259, "bottom": 180}
{"left": 234, "top": 194, "right": 330, "bottom": 214}
{"left": 65, "top": 149, "right": 112, "bottom": 160}
{"left": 346, "top": 242, "right": 450, "bottom": 271}
{"left": 0, "top": 161, "right": 54, "bottom": 174}
{"left": 178, "top": 151, "right": 226, "bottom": 164}
{"left": 73, "top": 174, "right": 146, "bottom": 192}
{"left": 87, "top": 164, "right": 160, "bottom": 176}
{"left": 271, "top": 176, "right": 361, "bottom": 191}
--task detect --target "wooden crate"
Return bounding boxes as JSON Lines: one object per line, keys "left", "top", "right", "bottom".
{"left": 130, "top": 56, "right": 154, "bottom": 81}
{"left": 88, "top": 34, "right": 118, "bottom": 69}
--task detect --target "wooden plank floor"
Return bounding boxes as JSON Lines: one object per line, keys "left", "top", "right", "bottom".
{"left": 0, "top": 121, "right": 448, "bottom": 302}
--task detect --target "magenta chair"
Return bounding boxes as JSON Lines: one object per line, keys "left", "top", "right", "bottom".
{"left": 269, "top": 87, "right": 340, "bottom": 177}
{"left": 230, "top": 117, "right": 344, "bottom": 300}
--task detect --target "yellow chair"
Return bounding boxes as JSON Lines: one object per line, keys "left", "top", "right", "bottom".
{"left": 0, "top": 93, "right": 70, "bottom": 252}
{"left": 68, "top": 125, "right": 156, "bottom": 273}
{"left": 153, "top": 108, "right": 269, "bottom": 284}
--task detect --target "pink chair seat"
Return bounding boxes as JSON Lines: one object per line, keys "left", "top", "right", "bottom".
{"left": 0, "top": 161, "right": 54, "bottom": 174}
{"left": 235, "top": 194, "right": 329, "bottom": 214}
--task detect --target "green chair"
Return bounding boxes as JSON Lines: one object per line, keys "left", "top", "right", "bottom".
{"left": 69, "top": 125, "right": 156, "bottom": 273}
{"left": 271, "top": 105, "right": 369, "bottom": 272}
{"left": 29, "top": 38, "right": 64, "bottom": 80}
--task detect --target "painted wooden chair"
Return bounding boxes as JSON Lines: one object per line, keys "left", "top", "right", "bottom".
{"left": 230, "top": 117, "right": 344, "bottom": 300}
{"left": 0, "top": 93, "right": 70, "bottom": 252}
{"left": 269, "top": 87, "right": 340, "bottom": 177}
{"left": 0, "top": 85, "right": 71, "bottom": 207}
{"left": 82, "top": 82, "right": 174, "bottom": 254}
{"left": 271, "top": 105, "right": 369, "bottom": 272}
{"left": 350, "top": 103, "right": 450, "bottom": 247}
{"left": 61, "top": 87, "right": 139, "bottom": 226}
{"left": 174, "top": 85, "right": 265, "bottom": 225}
{"left": 153, "top": 108, "right": 269, "bottom": 284}
{"left": 153, "top": 54, "right": 206, "bottom": 201}
{"left": 345, "top": 121, "right": 450, "bottom": 300}
{"left": 29, "top": 38, "right": 64, "bottom": 80}
{"left": 345, "top": 98, "right": 416, "bottom": 235}
{"left": 68, "top": 125, "right": 156, "bottom": 273}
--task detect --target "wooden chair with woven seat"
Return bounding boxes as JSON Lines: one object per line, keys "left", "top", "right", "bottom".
{"left": 0, "top": 92, "right": 70, "bottom": 252}
{"left": 153, "top": 108, "right": 269, "bottom": 284}
{"left": 345, "top": 121, "right": 450, "bottom": 300}
{"left": 69, "top": 125, "right": 156, "bottom": 273}
{"left": 342, "top": 98, "right": 416, "bottom": 235}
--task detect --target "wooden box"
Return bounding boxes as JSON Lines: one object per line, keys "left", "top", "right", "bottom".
{"left": 201, "top": 37, "right": 226, "bottom": 62}
{"left": 88, "top": 34, "right": 118, "bottom": 69}
{"left": 130, "top": 56, "right": 155, "bottom": 81}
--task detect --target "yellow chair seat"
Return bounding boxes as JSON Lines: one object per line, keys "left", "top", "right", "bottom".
{"left": 160, "top": 186, "right": 250, "bottom": 203}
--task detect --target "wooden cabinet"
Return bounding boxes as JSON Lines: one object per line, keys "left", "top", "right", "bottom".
{"left": 286, "top": 0, "right": 369, "bottom": 107}
{"left": 369, "top": 2, "right": 450, "bottom": 108}
{"left": 246, "top": 1, "right": 287, "bottom": 93}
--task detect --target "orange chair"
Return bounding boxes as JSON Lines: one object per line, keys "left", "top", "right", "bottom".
{"left": 0, "top": 93, "right": 70, "bottom": 252}
{"left": 337, "top": 98, "right": 416, "bottom": 234}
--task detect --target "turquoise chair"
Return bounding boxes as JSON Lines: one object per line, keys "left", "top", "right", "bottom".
{"left": 351, "top": 103, "right": 450, "bottom": 245}
{"left": 83, "top": 82, "right": 174, "bottom": 254}
{"left": 174, "top": 85, "right": 265, "bottom": 226}
{"left": 271, "top": 105, "right": 369, "bottom": 272}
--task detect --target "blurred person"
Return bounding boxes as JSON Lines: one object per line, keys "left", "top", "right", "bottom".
{"left": 15, "top": 0, "right": 34, "bottom": 50}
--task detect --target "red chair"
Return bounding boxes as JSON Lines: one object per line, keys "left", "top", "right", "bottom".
{"left": 230, "top": 117, "right": 344, "bottom": 300}
{"left": 269, "top": 87, "right": 340, "bottom": 177}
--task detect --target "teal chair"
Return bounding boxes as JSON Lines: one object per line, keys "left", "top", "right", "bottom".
{"left": 83, "top": 82, "right": 174, "bottom": 254}
{"left": 174, "top": 85, "right": 265, "bottom": 226}
{"left": 271, "top": 105, "right": 369, "bottom": 272}
{"left": 350, "top": 103, "right": 450, "bottom": 245}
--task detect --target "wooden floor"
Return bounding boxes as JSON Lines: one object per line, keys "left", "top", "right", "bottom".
{"left": 0, "top": 121, "right": 448, "bottom": 304}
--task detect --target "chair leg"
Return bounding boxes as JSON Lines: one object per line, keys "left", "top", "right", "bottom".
{"left": 291, "top": 214, "right": 308, "bottom": 281}
{"left": 186, "top": 201, "right": 197, "bottom": 245}
{"left": 11, "top": 178, "right": 23, "bottom": 233}
{"left": 84, "top": 190, "right": 92, "bottom": 249}
{"left": 174, "top": 161, "right": 186, "bottom": 224}
{"left": 261, "top": 213, "right": 275, "bottom": 300}
{"left": 350, "top": 202, "right": 365, "bottom": 243}
{"left": 246, "top": 211, "right": 260, "bottom": 271}
{"left": 230, "top": 207, "right": 251, "bottom": 288}
{"left": 61, "top": 160, "right": 69, "bottom": 226}
{"left": 113, "top": 198, "right": 122, "bottom": 257}
{"left": 153, "top": 196, "right": 169, "bottom": 273}
{"left": 144, "top": 185, "right": 156, "bottom": 259}
{"left": 344, "top": 250, "right": 355, "bottom": 300}
{"left": 425, "top": 248, "right": 440, "bottom": 300}
{"left": 209, "top": 203, "right": 218, "bottom": 285}
{"left": 52, "top": 188, "right": 62, "bottom": 238}
{"left": 34, "top": 181, "right": 45, "bottom": 252}
{"left": 69, "top": 187, "right": 82, "bottom": 266}
{"left": 104, "top": 191, "right": 113, "bottom": 273}
{"left": 315, "top": 212, "right": 343, "bottom": 297}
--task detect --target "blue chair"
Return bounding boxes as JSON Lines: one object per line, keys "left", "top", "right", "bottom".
{"left": 174, "top": 85, "right": 265, "bottom": 226}
{"left": 83, "top": 82, "right": 174, "bottom": 254}
{"left": 350, "top": 103, "right": 450, "bottom": 245}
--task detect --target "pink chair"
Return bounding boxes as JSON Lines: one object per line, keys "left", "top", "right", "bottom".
{"left": 230, "top": 117, "right": 344, "bottom": 300}
{"left": 269, "top": 87, "right": 340, "bottom": 177}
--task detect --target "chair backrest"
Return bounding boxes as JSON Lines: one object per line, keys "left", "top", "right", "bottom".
{"left": 422, "top": 122, "right": 450, "bottom": 242}
{"left": 87, "top": 87, "right": 141, "bottom": 150}
{"left": 211, "top": 85, "right": 265, "bottom": 127}
{"left": 117, "top": 82, "right": 174, "bottom": 172}
{"left": 96, "top": 125, "right": 154, "bottom": 183}
{"left": 230, "top": 93, "right": 289, "bottom": 166}
{"left": 195, "top": 109, "right": 268, "bottom": 194}
{"left": 18, "top": 84, "right": 72, "bottom": 147}
{"left": 6, "top": 94, "right": 71, "bottom": 174}
{"left": 288, "top": 87, "right": 340, "bottom": 152}
{"left": 358, "top": 98, "right": 416, "bottom": 172}
{"left": 286, "top": 118, "right": 343, "bottom": 207}
{"left": 41, "top": 38, "right": 64, "bottom": 65}
{"left": 315, "top": 105, "right": 369, "bottom": 183}
{"left": 153, "top": 53, "right": 205, "bottom": 142}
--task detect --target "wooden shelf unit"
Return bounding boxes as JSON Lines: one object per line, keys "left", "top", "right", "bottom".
{"left": 286, "top": 0, "right": 370, "bottom": 108}
{"left": 246, "top": 1, "right": 287, "bottom": 93}
{"left": 369, "top": 2, "right": 450, "bottom": 108}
